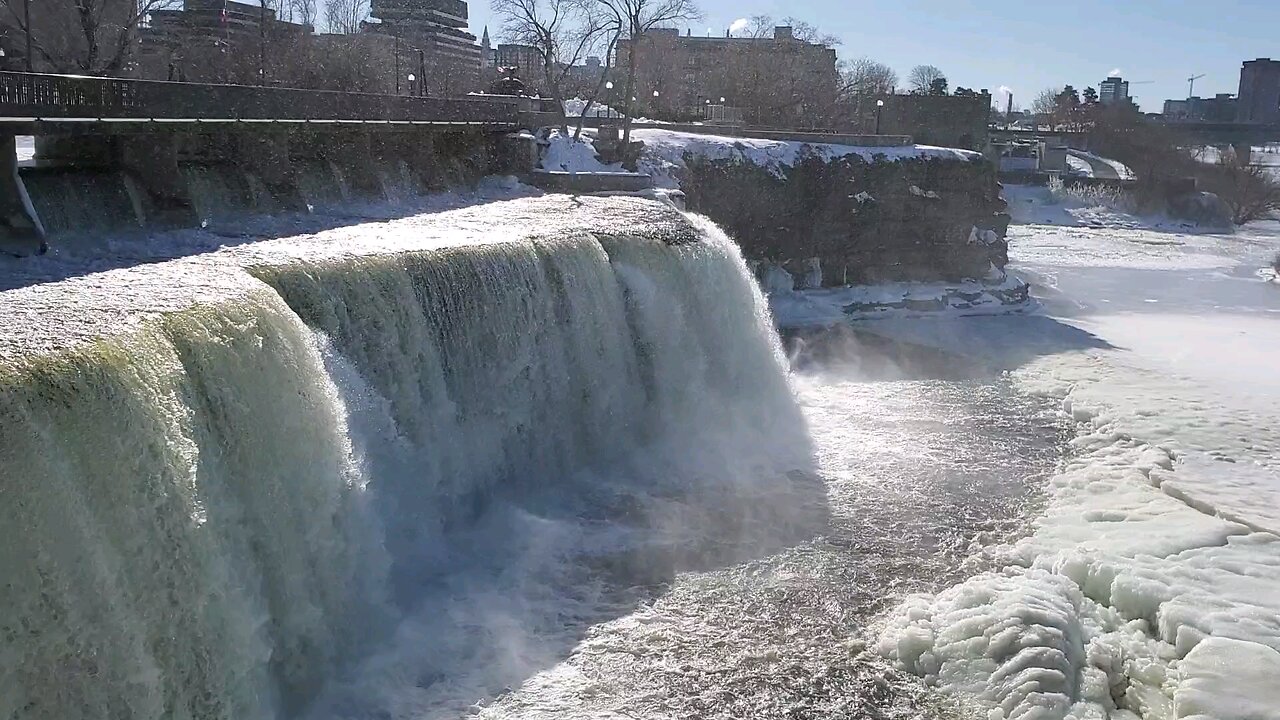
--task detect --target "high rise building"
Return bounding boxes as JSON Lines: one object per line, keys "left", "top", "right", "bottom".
{"left": 1098, "top": 76, "right": 1130, "bottom": 106}
{"left": 1237, "top": 58, "right": 1280, "bottom": 123}
{"left": 365, "top": 0, "right": 482, "bottom": 94}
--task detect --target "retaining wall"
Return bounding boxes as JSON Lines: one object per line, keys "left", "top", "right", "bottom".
{"left": 2, "top": 127, "right": 536, "bottom": 254}
{"left": 678, "top": 152, "right": 1009, "bottom": 285}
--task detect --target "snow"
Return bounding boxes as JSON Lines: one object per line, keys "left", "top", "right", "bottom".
{"left": 769, "top": 269, "right": 1031, "bottom": 328}
{"left": 538, "top": 130, "right": 622, "bottom": 173}
{"left": 1070, "top": 150, "right": 1137, "bottom": 181}
{"left": 628, "top": 128, "right": 982, "bottom": 189}
{"left": 1003, "top": 183, "right": 1218, "bottom": 234}
{"left": 872, "top": 186, "right": 1280, "bottom": 720}
{"left": 562, "top": 97, "right": 622, "bottom": 118}
{"left": 16, "top": 136, "right": 34, "bottom": 166}
{"left": 1065, "top": 154, "right": 1096, "bottom": 178}
{"left": 1175, "top": 638, "right": 1280, "bottom": 720}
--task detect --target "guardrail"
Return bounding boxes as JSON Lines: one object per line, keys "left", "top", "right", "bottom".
{"left": 0, "top": 72, "right": 539, "bottom": 127}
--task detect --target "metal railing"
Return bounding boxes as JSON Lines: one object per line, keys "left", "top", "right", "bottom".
{"left": 0, "top": 72, "right": 530, "bottom": 126}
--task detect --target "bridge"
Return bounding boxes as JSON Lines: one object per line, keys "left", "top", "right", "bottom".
{"left": 990, "top": 120, "right": 1280, "bottom": 155}
{"left": 0, "top": 71, "right": 553, "bottom": 133}
{"left": 0, "top": 72, "right": 559, "bottom": 254}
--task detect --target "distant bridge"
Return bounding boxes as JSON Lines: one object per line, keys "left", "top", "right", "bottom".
{"left": 990, "top": 121, "right": 1280, "bottom": 152}
{"left": 0, "top": 71, "right": 554, "bottom": 133}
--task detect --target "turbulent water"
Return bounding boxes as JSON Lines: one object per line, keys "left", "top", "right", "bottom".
{"left": 0, "top": 199, "right": 1065, "bottom": 720}
{"left": 0, "top": 211, "right": 817, "bottom": 719}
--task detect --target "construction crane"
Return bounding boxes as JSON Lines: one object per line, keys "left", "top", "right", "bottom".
{"left": 1188, "top": 73, "right": 1206, "bottom": 97}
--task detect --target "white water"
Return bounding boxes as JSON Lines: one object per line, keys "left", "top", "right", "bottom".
{"left": 0, "top": 213, "right": 813, "bottom": 720}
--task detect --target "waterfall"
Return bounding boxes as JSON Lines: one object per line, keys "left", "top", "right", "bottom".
{"left": 0, "top": 216, "right": 813, "bottom": 720}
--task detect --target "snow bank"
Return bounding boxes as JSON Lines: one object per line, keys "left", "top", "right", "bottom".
{"left": 1004, "top": 184, "right": 1220, "bottom": 233}
{"left": 769, "top": 268, "right": 1031, "bottom": 328}
{"left": 630, "top": 128, "right": 981, "bottom": 189}
{"left": 538, "top": 130, "right": 622, "bottom": 173}
{"left": 1071, "top": 150, "right": 1137, "bottom": 181}
{"left": 562, "top": 97, "right": 621, "bottom": 118}
{"left": 1065, "top": 154, "right": 1096, "bottom": 178}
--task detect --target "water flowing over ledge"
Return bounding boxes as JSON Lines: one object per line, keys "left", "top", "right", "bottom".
{"left": 0, "top": 196, "right": 822, "bottom": 719}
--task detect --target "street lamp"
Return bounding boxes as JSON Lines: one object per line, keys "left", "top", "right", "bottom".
{"left": 875, "top": 98, "right": 885, "bottom": 134}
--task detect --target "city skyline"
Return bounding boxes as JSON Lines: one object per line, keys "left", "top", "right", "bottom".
{"left": 468, "top": 0, "right": 1280, "bottom": 112}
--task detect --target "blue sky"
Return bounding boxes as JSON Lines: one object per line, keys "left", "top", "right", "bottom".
{"left": 467, "top": 0, "right": 1280, "bottom": 112}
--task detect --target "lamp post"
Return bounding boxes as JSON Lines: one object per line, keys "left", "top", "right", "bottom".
{"left": 875, "top": 98, "right": 885, "bottom": 134}
{"left": 418, "top": 49, "right": 426, "bottom": 96}
{"left": 23, "top": 0, "right": 32, "bottom": 71}
{"left": 394, "top": 35, "right": 400, "bottom": 94}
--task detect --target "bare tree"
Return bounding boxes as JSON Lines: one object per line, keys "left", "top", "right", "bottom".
{"left": 1030, "top": 87, "right": 1058, "bottom": 127}
{"left": 324, "top": 0, "right": 369, "bottom": 34}
{"left": 907, "top": 64, "right": 944, "bottom": 94}
{"left": 596, "top": 0, "right": 701, "bottom": 146}
{"left": 779, "top": 16, "right": 839, "bottom": 47}
{"left": 843, "top": 56, "right": 896, "bottom": 95}
{"left": 735, "top": 14, "right": 838, "bottom": 46}
{"left": 1205, "top": 149, "right": 1280, "bottom": 224}
{"left": 291, "top": 0, "right": 319, "bottom": 27}
{"left": 571, "top": 28, "right": 620, "bottom": 140}
{"left": 493, "top": 0, "right": 611, "bottom": 136}
{"left": 3, "top": 0, "right": 180, "bottom": 74}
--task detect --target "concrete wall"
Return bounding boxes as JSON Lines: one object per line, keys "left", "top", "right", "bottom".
{"left": 677, "top": 152, "right": 1008, "bottom": 284}
{"left": 1, "top": 127, "right": 531, "bottom": 254}
{"left": 872, "top": 94, "right": 992, "bottom": 151}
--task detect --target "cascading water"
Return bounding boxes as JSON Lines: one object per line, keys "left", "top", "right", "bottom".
{"left": 0, "top": 204, "right": 816, "bottom": 720}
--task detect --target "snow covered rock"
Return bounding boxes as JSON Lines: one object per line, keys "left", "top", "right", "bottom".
{"left": 1166, "top": 192, "right": 1233, "bottom": 229}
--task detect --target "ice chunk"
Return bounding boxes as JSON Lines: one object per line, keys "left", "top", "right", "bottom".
{"left": 1175, "top": 637, "right": 1280, "bottom": 720}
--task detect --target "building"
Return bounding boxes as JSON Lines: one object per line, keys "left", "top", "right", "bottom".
{"left": 873, "top": 92, "right": 992, "bottom": 150}
{"left": 1099, "top": 76, "right": 1130, "bottom": 106}
{"left": 495, "top": 43, "right": 542, "bottom": 77}
{"left": 614, "top": 26, "right": 838, "bottom": 126}
{"left": 365, "top": 0, "right": 482, "bottom": 95}
{"left": 137, "top": 0, "right": 312, "bottom": 83}
{"left": 1162, "top": 94, "right": 1237, "bottom": 122}
{"left": 1237, "top": 58, "right": 1280, "bottom": 123}
{"left": 480, "top": 26, "right": 495, "bottom": 68}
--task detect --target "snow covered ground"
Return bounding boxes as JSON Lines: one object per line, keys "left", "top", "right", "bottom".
{"left": 538, "top": 130, "right": 624, "bottom": 173}
{"left": 16, "top": 136, "right": 34, "bottom": 166}
{"left": 1004, "top": 182, "right": 1212, "bottom": 232}
{"left": 1065, "top": 149, "right": 1137, "bottom": 181}
{"left": 540, "top": 127, "right": 983, "bottom": 190}
{"left": 870, "top": 189, "right": 1280, "bottom": 719}
{"left": 768, "top": 270, "right": 1030, "bottom": 327}
{"left": 630, "top": 128, "right": 982, "bottom": 189}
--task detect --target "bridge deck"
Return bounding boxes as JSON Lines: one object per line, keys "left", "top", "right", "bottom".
{"left": 0, "top": 72, "right": 540, "bottom": 133}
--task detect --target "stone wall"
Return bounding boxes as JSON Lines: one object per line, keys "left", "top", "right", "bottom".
{"left": 678, "top": 152, "right": 1009, "bottom": 285}
{"left": 844, "top": 94, "right": 992, "bottom": 151}
{"left": 3, "top": 128, "right": 531, "bottom": 254}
